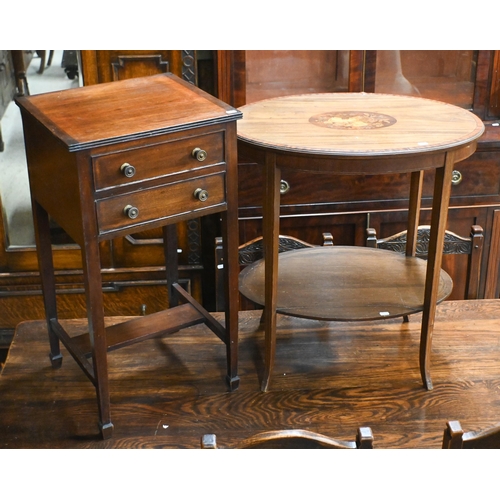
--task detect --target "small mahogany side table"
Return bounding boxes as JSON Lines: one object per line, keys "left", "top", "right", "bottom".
{"left": 16, "top": 73, "right": 242, "bottom": 439}
{"left": 237, "top": 92, "right": 484, "bottom": 392}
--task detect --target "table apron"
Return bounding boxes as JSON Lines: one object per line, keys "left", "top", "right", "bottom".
{"left": 238, "top": 140, "right": 478, "bottom": 175}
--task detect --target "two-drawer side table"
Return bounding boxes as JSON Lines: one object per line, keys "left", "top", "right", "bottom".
{"left": 16, "top": 73, "right": 242, "bottom": 439}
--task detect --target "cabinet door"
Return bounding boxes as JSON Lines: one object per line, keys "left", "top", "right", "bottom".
{"left": 483, "top": 207, "right": 500, "bottom": 299}
{"left": 239, "top": 211, "right": 369, "bottom": 249}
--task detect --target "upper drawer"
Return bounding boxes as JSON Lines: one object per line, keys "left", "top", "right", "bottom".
{"left": 92, "top": 130, "right": 225, "bottom": 191}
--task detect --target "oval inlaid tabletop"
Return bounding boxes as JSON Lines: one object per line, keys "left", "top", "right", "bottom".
{"left": 237, "top": 93, "right": 485, "bottom": 157}
{"left": 238, "top": 246, "right": 453, "bottom": 321}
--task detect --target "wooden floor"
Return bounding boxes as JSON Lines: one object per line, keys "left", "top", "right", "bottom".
{"left": 1, "top": 299, "right": 500, "bottom": 449}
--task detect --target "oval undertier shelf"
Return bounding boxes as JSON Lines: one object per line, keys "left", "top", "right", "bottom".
{"left": 238, "top": 246, "right": 453, "bottom": 321}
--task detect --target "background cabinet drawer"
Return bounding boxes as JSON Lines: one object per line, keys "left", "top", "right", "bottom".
{"left": 238, "top": 148, "right": 500, "bottom": 212}
{"left": 445, "top": 151, "right": 500, "bottom": 200}
{"left": 237, "top": 163, "right": 414, "bottom": 209}
{"left": 97, "top": 172, "right": 226, "bottom": 234}
{"left": 93, "top": 131, "right": 225, "bottom": 191}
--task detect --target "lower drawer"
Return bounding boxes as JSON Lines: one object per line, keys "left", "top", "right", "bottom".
{"left": 96, "top": 172, "right": 225, "bottom": 235}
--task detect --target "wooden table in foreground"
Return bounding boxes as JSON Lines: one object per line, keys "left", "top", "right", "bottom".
{"left": 1, "top": 300, "right": 500, "bottom": 449}
{"left": 15, "top": 73, "right": 242, "bottom": 439}
{"left": 237, "top": 92, "right": 485, "bottom": 392}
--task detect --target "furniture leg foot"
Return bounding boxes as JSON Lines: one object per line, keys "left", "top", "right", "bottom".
{"left": 420, "top": 347, "right": 433, "bottom": 390}
{"left": 226, "top": 375, "right": 240, "bottom": 391}
{"left": 37, "top": 50, "right": 47, "bottom": 74}
{"left": 261, "top": 372, "right": 271, "bottom": 392}
{"left": 49, "top": 352, "right": 63, "bottom": 368}
{"left": 18, "top": 77, "right": 29, "bottom": 96}
{"left": 420, "top": 356, "right": 433, "bottom": 389}
{"left": 422, "top": 375, "right": 433, "bottom": 391}
{"left": 99, "top": 421, "right": 114, "bottom": 440}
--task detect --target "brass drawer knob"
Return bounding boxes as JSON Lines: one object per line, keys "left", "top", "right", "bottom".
{"left": 123, "top": 205, "right": 139, "bottom": 219}
{"left": 194, "top": 188, "right": 209, "bottom": 202}
{"left": 120, "top": 163, "right": 136, "bottom": 178}
{"left": 280, "top": 179, "right": 290, "bottom": 195}
{"left": 192, "top": 148, "right": 207, "bottom": 162}
{"left": 451, "top": 170, "right": 463, "bottom": 186}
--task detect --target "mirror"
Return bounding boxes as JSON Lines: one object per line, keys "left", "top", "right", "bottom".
{"left": 374, "top": 50, "right": 479, "bottom": 108}
{"left": 0, "top": 50, "right": 80, "bottom": 248}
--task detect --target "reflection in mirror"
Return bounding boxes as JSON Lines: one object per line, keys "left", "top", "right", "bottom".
{"left": 0, "top": 50, "right": 80, "bottom": 247}
{"left": 375, "top": 50, "right": 478, "bottom": 109}
{"left": 244, "top": 50, "right": 350, "bottom": 104}
{"left": 374, "top": 50, "right": 421, "bottom": 95}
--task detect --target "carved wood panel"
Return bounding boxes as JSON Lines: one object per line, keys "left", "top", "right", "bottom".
{"left": 81, "top": 50, "right": 198, "bottom": 85}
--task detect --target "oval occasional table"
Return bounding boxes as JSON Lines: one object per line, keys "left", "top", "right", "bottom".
{"left": 236, "top": 92, "right": 484, "bottom": 392}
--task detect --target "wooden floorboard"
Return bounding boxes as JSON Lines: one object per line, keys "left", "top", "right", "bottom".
{"left": 1, "top": 299, "right": 500, "bottom": 449}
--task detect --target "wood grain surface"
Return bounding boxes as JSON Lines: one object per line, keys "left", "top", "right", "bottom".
{"left": 16, "top": 73, "right": 240, "bottom": 150}
{"left": 1, "top": 299, "right": 500, "bottom": 449}
{"left": 237, "top": 92, "right": 485, "bottom": 157}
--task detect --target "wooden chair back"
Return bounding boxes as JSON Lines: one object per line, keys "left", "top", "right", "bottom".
{"left": 442, "top": 420, "right": 500, "bottom": 449}
{"left": 201, "top": 427, "right": 374, "bottom": 449}
{"left": 366, "top": 224, "right": 484, "bottom": 300}
{"left": 214, "top": 233, "right": 333, "bottom": 311}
